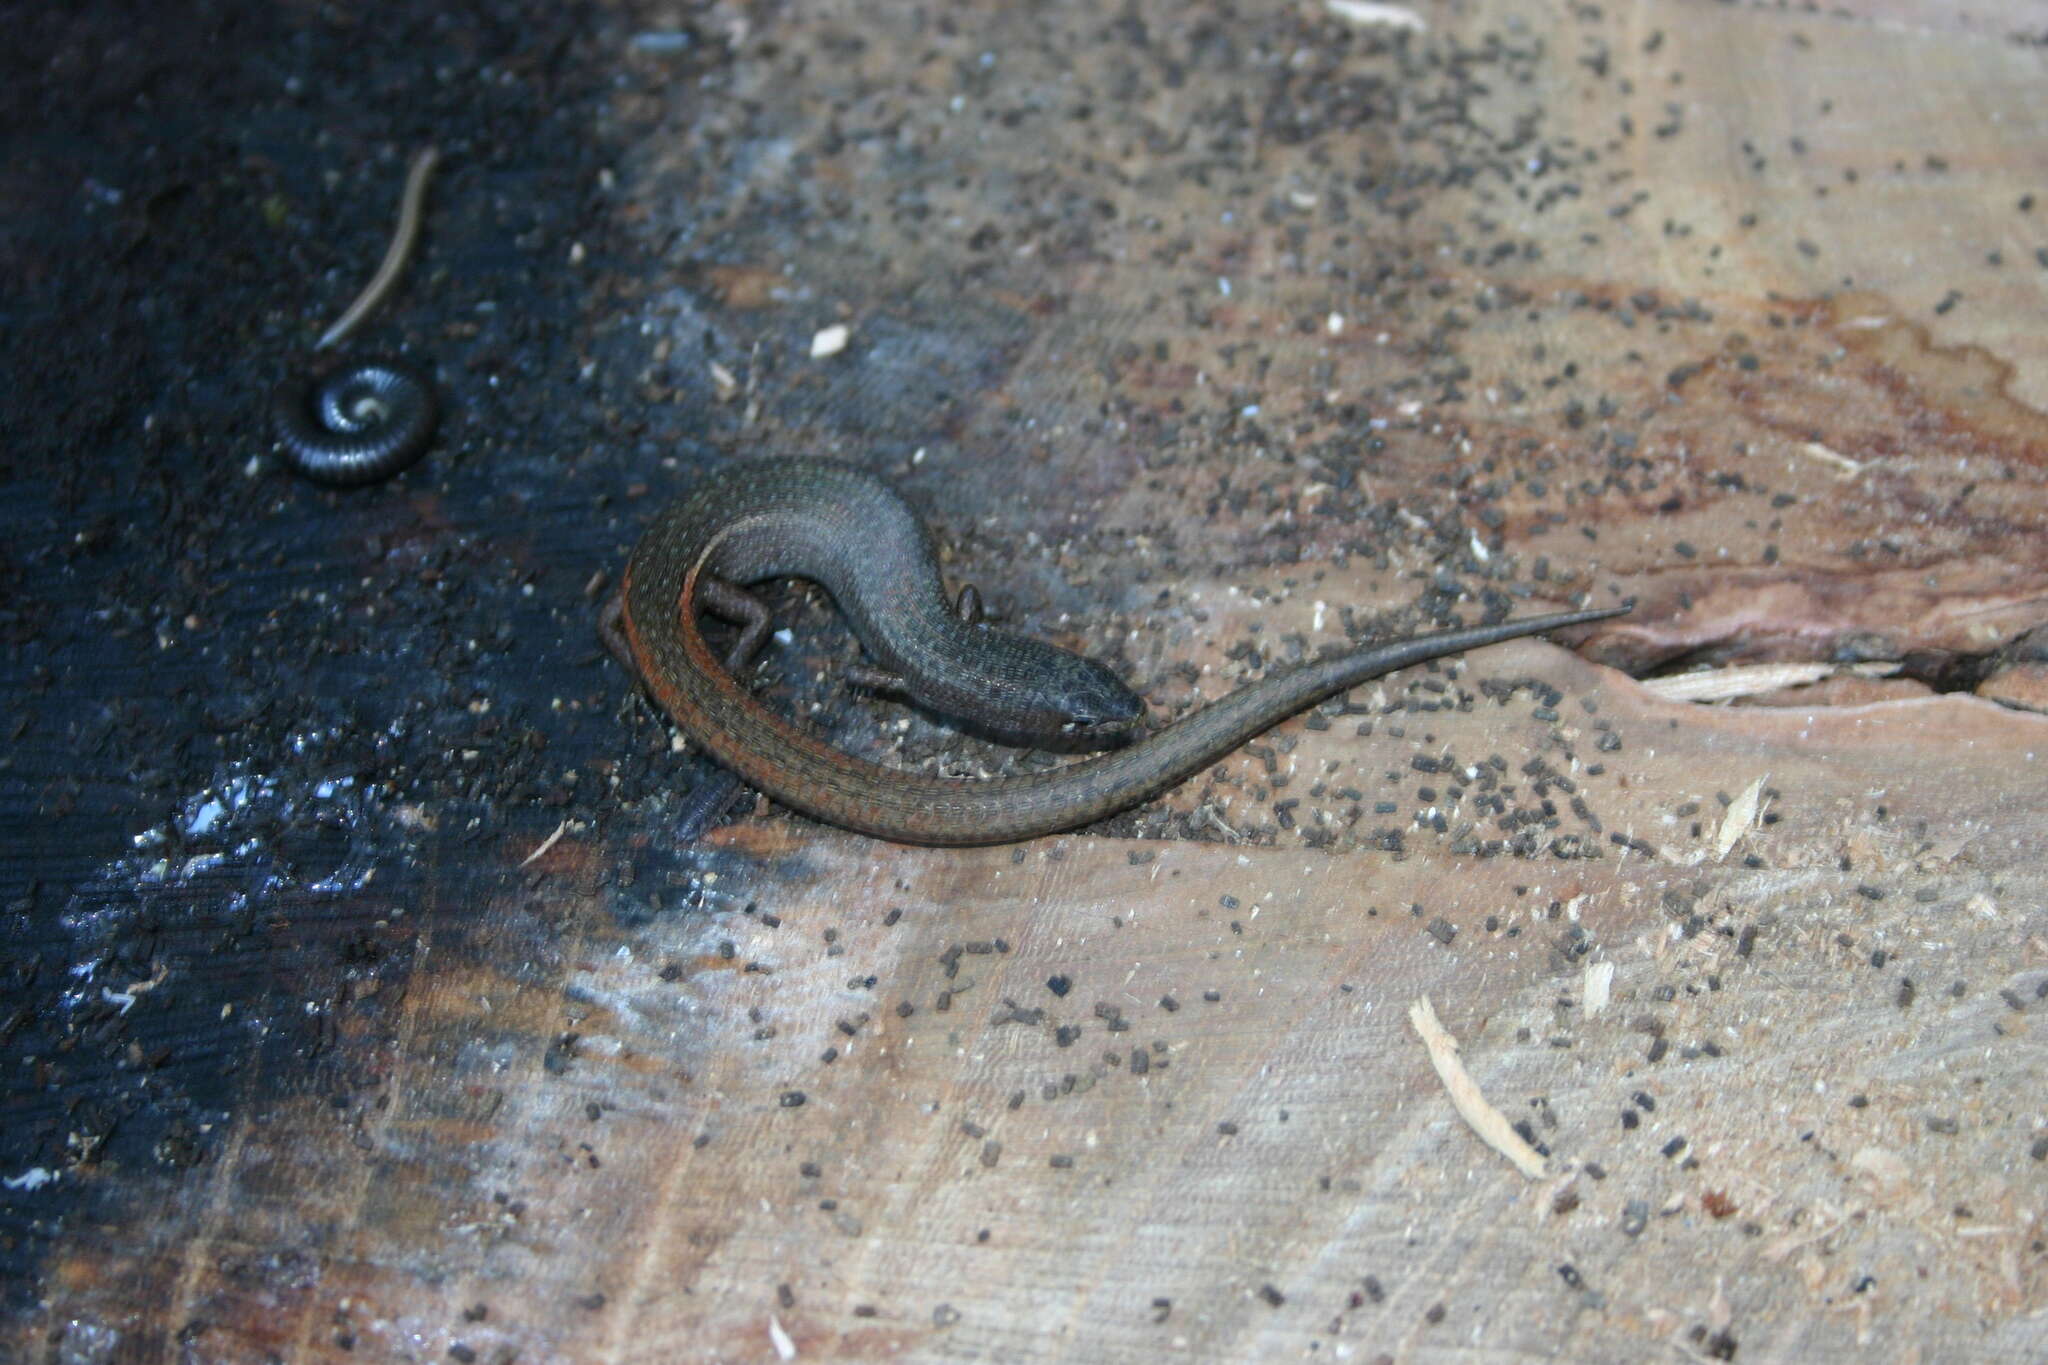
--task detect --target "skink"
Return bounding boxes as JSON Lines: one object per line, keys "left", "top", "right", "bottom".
{"left": 615, "top": 457, "right": 1630, "bottom": 846}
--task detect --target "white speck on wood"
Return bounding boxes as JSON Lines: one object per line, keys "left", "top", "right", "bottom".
{"left": 1583, "top": 960, "right": 1614, "bottom": 1017}
{"left": 810, "top": 324, "right": 850, "bottom": 358}
{"left": 1325, "top": 0, "right": 1427, "bottom": 31}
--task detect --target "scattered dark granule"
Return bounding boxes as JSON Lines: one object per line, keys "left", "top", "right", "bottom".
{"left": 1049, "top": 1154, "right": 1074, "bottom": 1169}
{"left": 800, "top": 1161, "right": 821, "bottom": 1178}
{"left": 1736, "top": 925, "right": 1757, "bottom": 957}
{"left": 1621, "top": 1110, "right": 1640, "bottom": 1130}
{"left": 1647, "top": 1037, "right": 1669, "bottom": 1063}
{"left": 1046, "top": 975, "right": 1071, "bottom": 997}
{"left": 1703, "top": 1329, "right": 1738, "bottom": 1360}
{"left": 2030, "top": 1136, "right": 2048, "bottom": 1162}
{"left": 1159, "top": 995, "right": 1179, "bottom": 1012}
{"left": 1008, "top": 1090, "right": 1025, "bottom": 1110}
{"left": 1557, "top": 1264, "right": 1583, "bottom": 1289}
{"left": 1128, "top": 849, "right": 1156, "bottom": 864}
{"left": 1220, "top": 894, "right": 1240, "bottom": 909}
{"left": 779, "top": 1091, "right": 806, "bottom": 1108}
{"left": 883, "top": 908, "right": 902, "bottom": 926}
{"left": 1427, "top": 918, "right": 1457, "bottom": 945}
{"left": 1203, "top": 990, "right": 1222, "bottom": 1003}
{"left": 449, "top": 1347, "right": 476, "bottom": 1364}
{"left": 1661, "top": 1137, "right": 1687, "bottom": 1158}
{"left": 819, "top": 1048, "right": 837, "bottom": 1064}
{"left": 1583, "top": 1162, "right": 1607, "bottom": 1180}
{"left": 1896, "top": 979, "right": 1916, "bottom": 1009}
{"left": 1856, "top": 885, "right": 1884, "bottom": 901}
{"left": 778, "top": 1284, "right": 796, "bottom": 1309}
{"left": 1424, "top": 1303, "right": 1446, "bottom": 1326}
{"left": 463, "top": 1306, "right": 487, "bottom": 1323}
{"left": 1620, "top": 1201, "right": 1650, "bottom": 1237}
{"left": 1701, "top": 1189, "right": 1739, "bottom": 1219}
{"left": 1925, "top": 1116, "right": 1960, "bottom": 1135}
{"left": 933, "top": 1304, "right": 961, "bottom": 1327}
{"left": 1217, "top": 1120, "right": 1240, "bottom": 1136}
{"left": 1999, "top": 989, "right": 2027, "bottom": 1012}
{"left": 1055, "top": 1025, "right": 1081, "bottom": 1048}
{"left": 1632, "top": 1091, "right": 1655, "bottom": 1112}
{"left": 853, "top": 1306, "right": 878, "bottom": 1318}
{"left": 895, "top": 1001, "right": 915, "bottom": 1018}
{"left": 1259, "top": 1285, "right": 1285, "bottom": 1307}
{"left": 1361, "top": 1276, "right": 1385, "bottom": 1304}
{"left": 1848, "top": 1094, "right": 1869, "bottom": 1108}
{"left": 981, "top": 1141, "right": 1002, "bottom": 1168}
{"left": 1552, "top": 1187, "right": 1581, "bottom": 1215}
{"left": 1130, "top": 1049, "right": 1151, "bottom": 1076}
{"left": 1151, "top": 1298, "right": 1173, "bottom": 1323}
{"left": 575, "top": 1294, "right": 606, "bottom": 1312}
{"left": 960, "top": 1120, "right": 985, "bottom": 1140}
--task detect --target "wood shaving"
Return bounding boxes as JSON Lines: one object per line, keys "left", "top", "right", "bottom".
{"left": 1717, "top": 776, "right": 1767, "bottom": 861}
{"left": 1408, "top": 995, "right": 1547, "bottom": 1179}
{"left": 1642, "top": 661, "right": 1898, "bottom": 704}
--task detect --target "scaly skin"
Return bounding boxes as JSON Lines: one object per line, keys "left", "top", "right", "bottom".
{"left": 619, "top": 457, "right": 1630, "bottom": 846}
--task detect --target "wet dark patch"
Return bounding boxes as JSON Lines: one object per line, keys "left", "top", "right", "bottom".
{"left": 0, "top": 0, "right": 739, "bottom": 1312}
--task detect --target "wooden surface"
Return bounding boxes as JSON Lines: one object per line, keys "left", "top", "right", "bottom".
{"left": 9, "top": 0, "right": 2048, "bottom": 1361}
